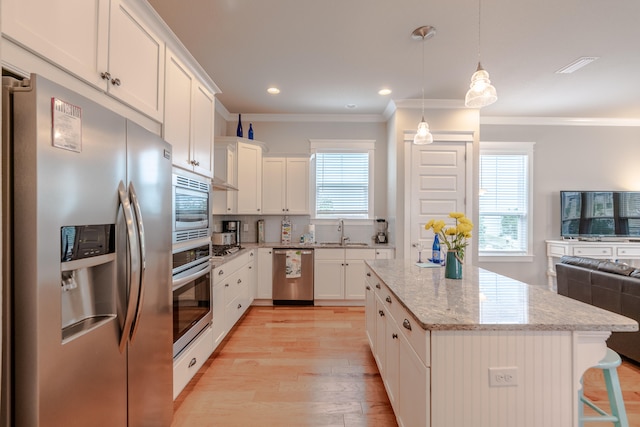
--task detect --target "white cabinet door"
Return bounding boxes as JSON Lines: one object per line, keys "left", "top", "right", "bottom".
{"left": 246, "top": 250, "right": 257, "bottom": 302}
{"left": 257, "top": 248, "right": 273, "bottom": 299}
{"left": 345, "top": 249, "right": 376, "bottom": 300}
{"left": 211, "top": 280, "right": 227, "bottom": 351}
{"left": 398, "top": 336, "right": 429, "bottom": 427}
{"left": 1, "top": 0, "right": 109, "bottom": 89}
{"left": 285, "top": 157, "right": 309, "bottom": 214}
{"left": 191, "top": 84, "right": 215, "bottom": 177}
{"left": 374, "top": 296, "right": 387, "bottom": 375}
{"left": 262, "top": 158, "right": 286, "bottom": 214}
{"left": 365, "top": 278, "right": 376, "bottom": 351}
{"left": 107, "top": 0, "right": 164, "bottom": 120}
{"left": 385, "top": 314, "right": 400, "bottom": 411}
{"left": 314, "top": 259, "right": 344, "bottom": 299}
{"left": 164, "top": 51, "right": 193, "bottom": 171}
{"left": 237, "top": 142, "right": 262, "bottom": 214}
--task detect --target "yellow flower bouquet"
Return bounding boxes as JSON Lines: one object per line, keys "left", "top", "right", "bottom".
{"left": 425, "top": 212, "right": 474, "bottom": 263}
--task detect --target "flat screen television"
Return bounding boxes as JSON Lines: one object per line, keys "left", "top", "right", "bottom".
{"left": 560, "top": 191, "right": 640, "bottom": 238}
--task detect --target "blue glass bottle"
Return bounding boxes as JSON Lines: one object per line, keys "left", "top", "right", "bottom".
{"left": 432, "top": 234, "right": 441, "bottom": 264}
{"left": 248, "top": 123, "right": 254, "bottom": 140}
{"left": 236, "top": 114, "right": 243, "bottom": 137}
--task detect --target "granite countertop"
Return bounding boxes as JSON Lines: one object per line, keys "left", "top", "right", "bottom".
{"left": 245, "top": 242, "right": 394, "bottom": 249}
{"left": 366, "top": 259, "right": 639, "bottom": 333}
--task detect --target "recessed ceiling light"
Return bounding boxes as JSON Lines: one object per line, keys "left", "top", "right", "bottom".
{"left": 345, "top": 104, "right": 357, "bottom": 109}
{"left": 267, "top": 87, "right": 280, "bottom": 94}
{"left": 555, "top": 57, "right": 599, "bottom": 74}
{"left": 378, "top": 89, "right": 392, "bottom": 96}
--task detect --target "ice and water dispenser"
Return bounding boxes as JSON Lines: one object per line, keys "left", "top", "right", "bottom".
{"left": 60, "top": 224, "right": 116, "bottom": 342}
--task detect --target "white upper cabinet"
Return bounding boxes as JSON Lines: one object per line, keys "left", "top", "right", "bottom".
{"left": 2, "top": 0, "right": 165, "bottom": 121}
{"left": 236, "top": 141, "right": 263, "bottom": 214}
{"left": 164, "top": 49, "right": 215, "bottom": 177}
{"left": 262, "top": 157, "right": 309, "bottom": 215}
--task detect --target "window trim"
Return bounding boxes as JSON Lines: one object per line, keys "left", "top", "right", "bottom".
{"left": 478, "top": 141, "right": 535, "bottom": 262}
{"left": 309, "top": 139, "right": 375, "bottom": 221}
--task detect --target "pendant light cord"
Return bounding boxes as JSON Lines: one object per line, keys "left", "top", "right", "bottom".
{"left": 421, "top": 34, "right": 425, "bottom": 119}
{"left": 477, "top": 0, "right": 482, "bottom": 63}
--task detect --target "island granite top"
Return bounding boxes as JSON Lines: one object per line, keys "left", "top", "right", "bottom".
{"left": 365, "top": 259, "right": 638, "bottom": 333}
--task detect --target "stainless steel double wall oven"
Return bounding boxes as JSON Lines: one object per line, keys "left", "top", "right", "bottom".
{"left": 171, "top": 171, "right": 212, "bottom": 357}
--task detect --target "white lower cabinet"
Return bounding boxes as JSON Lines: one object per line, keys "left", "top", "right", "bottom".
{"left": 366, "top": 265, "right": 430, "bottom": 426}
{"left": 173, "top": 325, "right": 213, "bottom": 399}
{"left": 256, "top": 248, "right": 273, "bottom": 299}
{"left": 314, "top": 248, "right": 376, "bottom": 301}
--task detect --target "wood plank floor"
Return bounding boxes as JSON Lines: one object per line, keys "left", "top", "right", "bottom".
{"left": 172, "top": 306, "right": 640, "bottom": 427}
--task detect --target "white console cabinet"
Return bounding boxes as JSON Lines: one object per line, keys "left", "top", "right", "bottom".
{"left": 546, "top": 239, "right": 640, "bottom": 290}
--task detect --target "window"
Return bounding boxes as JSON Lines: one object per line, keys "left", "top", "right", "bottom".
{"left": 478, "top": 141, "right": 534, "bottom": 259}
{"left": 309, "top": 140, "right": 375, "bottom": 219}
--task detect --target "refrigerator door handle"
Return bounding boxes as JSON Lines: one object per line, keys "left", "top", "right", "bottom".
{"left": 118, "top": 181, "right": 142, "bottom": 353}
{"left": 128, "top": 181, "right": 146, "bottom": 342}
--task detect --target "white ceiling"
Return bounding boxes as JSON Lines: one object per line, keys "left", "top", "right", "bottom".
{"left": 147, "top": 0, "right": 640, "bottom": 119}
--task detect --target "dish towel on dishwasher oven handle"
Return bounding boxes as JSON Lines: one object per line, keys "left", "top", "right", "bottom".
{"left": 285, "top": 250, "right": 302, "bottom": 278}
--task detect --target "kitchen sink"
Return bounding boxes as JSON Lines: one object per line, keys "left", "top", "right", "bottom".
{"left": 345, "top": 242, "right": 370, "bottom": 247}
{"left": 318, "top": 242, "right": 341, "bottom": 246}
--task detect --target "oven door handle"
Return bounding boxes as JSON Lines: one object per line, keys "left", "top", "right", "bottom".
{"left": 172, "top": 263, "right": 211, "bottom": 291}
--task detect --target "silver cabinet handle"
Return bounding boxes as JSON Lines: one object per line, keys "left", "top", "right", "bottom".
{"left": 100, "top": 71, "right": 111, "bottom": 80}
{"left": 111, "top": 77, "right": 121, "bottom": 86}
{"left": 218, "top": 270, "right": 224, "bottom": 275}
{"left": 402, "top": 319, "right": 412, "bottom": 331}
{"left": 188, "top": 357, "right": 197, "bottom": 368}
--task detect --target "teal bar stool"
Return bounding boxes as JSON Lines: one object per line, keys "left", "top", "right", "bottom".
{"left": 579, "top": 348, "right": 629, "bottom": 427}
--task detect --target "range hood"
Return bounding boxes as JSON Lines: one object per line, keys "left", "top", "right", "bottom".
{"left": 211, "top": 175, "right": 238, "bottom": 191}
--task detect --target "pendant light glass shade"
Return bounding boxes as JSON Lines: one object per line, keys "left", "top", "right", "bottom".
{"left": 413, "top": 118, "right": 433, "bottom": 145}
{"left": 465, "top": 62, "right": 497, "bottom": 108}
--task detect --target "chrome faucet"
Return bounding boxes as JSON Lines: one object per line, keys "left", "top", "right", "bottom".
{"left": 338, "top": 219, "right": 350, "bottom": 246}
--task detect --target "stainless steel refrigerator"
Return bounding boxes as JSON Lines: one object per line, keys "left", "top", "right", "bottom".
{"left": 1, "top": 74, "right": 173, "bottom": 426}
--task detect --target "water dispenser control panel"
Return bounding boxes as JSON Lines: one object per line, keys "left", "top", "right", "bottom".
{"left": 61, "top": 224, "right": 115, "bottom": 262}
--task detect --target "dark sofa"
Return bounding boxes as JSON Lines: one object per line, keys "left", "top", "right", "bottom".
{"left": 556, "top": 255, "right": 640, "bottom": 363}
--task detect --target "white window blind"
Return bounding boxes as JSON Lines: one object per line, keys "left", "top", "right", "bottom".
{"left": 315, "top": 152, "right": 369, "bottom": 217}
{"left": 479, "top": 142, "right": 534, "bottom": 256}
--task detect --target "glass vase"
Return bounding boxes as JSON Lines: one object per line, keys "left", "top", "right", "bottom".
{"left": 445, "top": 251, "right": 463, "bottom": 279}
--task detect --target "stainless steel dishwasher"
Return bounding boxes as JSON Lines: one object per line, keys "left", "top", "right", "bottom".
{"left": 272, "top": 248, "right": 314, "bottom": 305}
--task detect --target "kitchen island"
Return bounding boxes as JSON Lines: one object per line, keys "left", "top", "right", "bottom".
{"left": 364, "top": 259, "right": 638, "bottom": 427}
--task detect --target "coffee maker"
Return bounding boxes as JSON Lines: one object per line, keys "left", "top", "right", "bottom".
{"left": 222, "top": 220, "right": 241, "bottom": 245}
{"left": 375, "top": 219, "right": 388, "bottom": 244}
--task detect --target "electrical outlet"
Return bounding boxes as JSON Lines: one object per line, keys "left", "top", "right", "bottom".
{"left": 488, "top": 367, "right": 518, "bottom": 387}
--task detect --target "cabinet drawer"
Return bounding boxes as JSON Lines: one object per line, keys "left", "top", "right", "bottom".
{"left": 346, "top": 248, "right": 376, "bottom": 260}
{"left": 573, "top": 246, "right": 613, "bottom": 257}
{"left": 547, "top": 244, "right": 567, "bottom": 257}
{"left": 173, "top": 326, "right": 213, "bottom": 399}
{"left": 617, "top": 246, "right": 640, "bottom": 257}
{"left": 314, "top": 248, "right": 344, "bottom": 260}
{"left": 391, "top": 303, "right": 430, "bottom": 367}
{"left": 213, "top": 253, "right": 247, "bottom": 285}
{"left": 222, "top": 271, "right": 244, "bottom": 305}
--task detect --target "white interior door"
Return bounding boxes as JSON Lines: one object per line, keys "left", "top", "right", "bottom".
{"left": 410, "top": 142, "right": 467, "bottom": 262}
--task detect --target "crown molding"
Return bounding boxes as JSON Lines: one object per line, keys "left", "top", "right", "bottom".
{"left": 480, "top": 116, "right": 640, "bottom": 127}
{"left": 225, "top": 113, "right": 386, "bottom": 123}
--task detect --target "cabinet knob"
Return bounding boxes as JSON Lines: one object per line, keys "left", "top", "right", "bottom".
{"left": 392, "top": 333, "right": 398, "bottom": 339}
{"left": 375, "top": 284, "right": 381, "bottom": 289}
{"left": 366, "top": 285, "right": 371, "bottom": 290}
{"left": 366, "top": 272, "right": 371, "bottom": 277}
{"left": 225, "top": 283, "right": 229, "bottom": 287}
{"left": 188, "top": 357, "right": 197, "bottom": 368}
{"left": 386, "top": 296, "right": 392, "bottom": 303}
{"left": 218, "top": 270, "right": 224, "bottom": 275}
{"left": 257, "top": 209, "right": 260, "bottom": 212}
{"left": 238, "top": 303, "right": 242, "bottom": 309}
{"left": 237, "top": 278, "right": 242, "bottom": 284}
{"left": 402, "top": 319, "right": 412, "bottom": 331}
{"left": 100, "top": 71, "right": 111, "bottom": 80}
{"left": 111, "top": 77, "right": 121, "bottom": 86}
{"left": 378, "top": 310, "right": 385, "bottom": 317}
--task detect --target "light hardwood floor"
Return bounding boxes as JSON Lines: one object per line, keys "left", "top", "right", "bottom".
{"left": 172, "top": 306, "right": 640, "bottom": 427}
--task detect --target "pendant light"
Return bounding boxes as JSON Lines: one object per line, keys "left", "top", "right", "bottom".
{"left": 412, "top": 25, "right": 436, "bottom": 145}
{"left": 465, "top": 0, "right": 497, "bottom": 108}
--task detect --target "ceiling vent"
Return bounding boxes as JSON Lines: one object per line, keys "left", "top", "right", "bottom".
{"left": 555, "top": 56, "right": 599, "bottom": 74}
